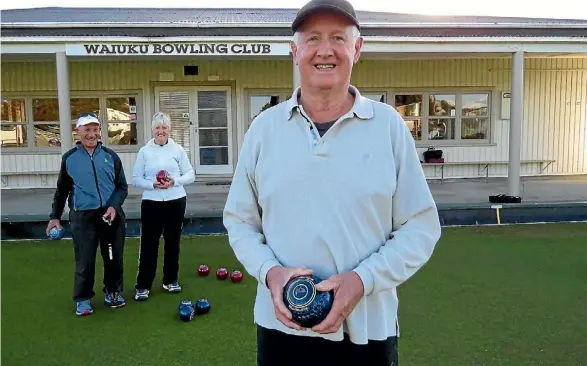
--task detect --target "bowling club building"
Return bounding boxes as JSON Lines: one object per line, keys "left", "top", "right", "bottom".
{"left": 1, "top": 7, "right": 586, "bottom": 193}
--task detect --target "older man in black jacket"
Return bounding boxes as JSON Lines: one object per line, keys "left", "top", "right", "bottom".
{"left": 46, "top": 112, "right": 129, "bottom": 316}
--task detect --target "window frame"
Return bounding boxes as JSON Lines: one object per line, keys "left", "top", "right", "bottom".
{"left": 360, "top": 89, "right": 390, "bottom": 104}
{"left": 0, "top": 98, "right": 29, "bottom": 149}
{"left": 1, "top": 90, "right": 144, "bottom": 154}
{"left": 101, "top": 92, "right": 143, "bottom": 152}
{"left": 238, "top": 87, "right": 494, "bottom": 149}
{"left": 391, "top": 88, "right": 494, "bottom": 146}
{"left": 244, "top": 88, "right": 391, "bottom": 125}
{"left": 244, "top": 89, "right": 292, "bottom": 127}
{"left": 391, "top": 91, "right": 425, "bottom": 142}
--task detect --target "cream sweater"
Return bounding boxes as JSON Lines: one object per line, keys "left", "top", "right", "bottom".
{"left": 223, "top": 86, "right": 442, "bottom": 345}
{"left": 132, "top": 138, "right": 195, "bottom": 201}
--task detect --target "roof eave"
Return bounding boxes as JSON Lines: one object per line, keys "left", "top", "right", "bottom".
{"left": 3, "top": 36, "right": 587, "bottom": 44}
{"left": 2, "top": 21, "right": 587, "bottom": 29}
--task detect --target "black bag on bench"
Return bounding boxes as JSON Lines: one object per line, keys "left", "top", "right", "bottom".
{"left": 489, "top": 194, "right": 522, "bottom": 203}
{"left": 423, "top": 146, "right": 443, "bottom": 163}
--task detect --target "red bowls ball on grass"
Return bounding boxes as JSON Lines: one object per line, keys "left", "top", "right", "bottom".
{"left": 230, "top": 270, "right": 244, "bottom": 283}
{"left": 198, "top": 265, "right": 210, "bottom": 277}
{"left": 216, "top": 268, "right": 228, "bottom": 280}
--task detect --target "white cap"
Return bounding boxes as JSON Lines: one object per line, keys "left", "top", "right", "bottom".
{"left": 76, "top": 114, "right": 101, "bottom": 128}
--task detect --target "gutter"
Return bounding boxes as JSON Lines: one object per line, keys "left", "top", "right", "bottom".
{"left": 2, "top": 36, "right": 587, "bottom": 44}
{"left": 2, "top": 36, "right": 587, "bottom": 47}
{"left": 2, "top": 21, "right": 587, "bottom": 29}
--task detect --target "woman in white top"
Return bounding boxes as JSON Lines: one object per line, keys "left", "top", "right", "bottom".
{"left": 131, "top": 112, "right": 195, "bottom": 301}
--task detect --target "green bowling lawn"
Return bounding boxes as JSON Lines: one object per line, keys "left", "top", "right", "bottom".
{"left": 2, "top": 222, "right": 587, "bottom": 366}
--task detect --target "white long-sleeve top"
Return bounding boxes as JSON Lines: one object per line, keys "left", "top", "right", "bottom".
{"left": 132, "top": 137, "right": 195, "bottom": 201}
{"left": 223, "top": 86, "right": 442, "bottom": 345}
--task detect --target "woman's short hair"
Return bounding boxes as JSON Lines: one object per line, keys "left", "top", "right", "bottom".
{"left": 152, "top": 112, "right": 171, "bottom": 129}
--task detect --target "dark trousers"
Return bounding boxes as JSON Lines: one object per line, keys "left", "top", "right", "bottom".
{"left": 70, "top": 208, "right": 126, "bottom": 302}
{"left": 257, "top": 326, "right": 399, "bottom": 366}
{"left": 135, "top": 196, "right": 186, "bottom": 290}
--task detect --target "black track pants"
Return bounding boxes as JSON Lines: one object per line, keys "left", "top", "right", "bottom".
{"left": 135, "top": 196, "right": 187, "bottom": 290}
{"left": 70, "top": 208, "right": 126, "bottom": 301}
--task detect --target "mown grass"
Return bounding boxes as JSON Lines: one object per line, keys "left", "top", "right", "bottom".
{"left": 2, "top": 222, "right": 586, "bottom": 366}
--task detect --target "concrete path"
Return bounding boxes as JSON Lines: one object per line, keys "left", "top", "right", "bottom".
{"left": 2, "top": 175, "right": 586, "bottom": 222}
{"left": 428, "top": 175, "right": 587, "bottom": 205}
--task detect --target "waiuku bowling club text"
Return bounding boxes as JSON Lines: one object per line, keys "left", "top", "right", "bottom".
{"left": 83, "top": 43, "right": 273, "bottom": 55}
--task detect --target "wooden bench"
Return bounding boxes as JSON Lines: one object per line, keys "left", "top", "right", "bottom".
{"left": 1, "top": 170, "right": 60, "bottom": 187}
{"left": 0, "top": 170, "right": 59, "bottom": 176}
{"left": 422, "top": 160, "right": 555, "bottom": 182}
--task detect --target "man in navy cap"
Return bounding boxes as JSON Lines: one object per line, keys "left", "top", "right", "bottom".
{"left": 223, "top": 0, "right": 441, "bottom": 365}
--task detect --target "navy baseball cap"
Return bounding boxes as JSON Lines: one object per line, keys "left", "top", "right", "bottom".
{"left": 291, "top": 0, "right": 361, "bottom": 33}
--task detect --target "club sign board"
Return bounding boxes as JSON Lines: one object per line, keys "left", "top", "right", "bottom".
{"left": 65, "top": 42, "right": 291, "bottom": 56}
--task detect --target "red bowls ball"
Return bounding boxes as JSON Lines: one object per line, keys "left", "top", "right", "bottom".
{"left": 198, "top": 264, "right": 210, "bottom": 277}
{"left": 216, "top": 268, "right": 228, "bottom": 280}
{"left": 230, "top": 270, "right": 244, "bottom": 283}
{"left": 156, "top": 170, "right": 169, "bottom": 183}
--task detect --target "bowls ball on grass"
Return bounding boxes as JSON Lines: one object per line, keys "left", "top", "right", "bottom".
{"left": 195, "top": 298, "right": 211, "bottom": 315}
{"left": 230, "top": 270, "right": 244, "bottom": 283}
{"left": 198, "top": 264, "right": 210, "bottom": 277}
{"left": 178, "top": 300, "right": 196, "bottom": 322}
{"left": 216, "top": 268, "right": 228, "bottom": 280}
{"left": 282, "top": 274, "right": 334, "bottom": 328}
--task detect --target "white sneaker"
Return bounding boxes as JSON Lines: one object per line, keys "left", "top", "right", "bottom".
{"left": 134, "top": 289, "right": 150, "bottom": 301}
{"left": 162, "top": 282, "right": 182, "bottom": 293}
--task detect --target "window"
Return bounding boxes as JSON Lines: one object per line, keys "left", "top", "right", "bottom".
{"left": 393, "top": 91, "right": 491, "bottom": 144}
{"left": 461, "top": 93, "right": 490, "bottom": 140}
{"left": 106, "top": 96, "right": 139, "bottom": 146}
{"left": 1, "top": 99, "right": 28, "bottom": 148}
{"left": 246, "top": 90, "right": 387, "bottom": 131}
{"left": 250, "top": 95, "right": 280, "bottom": 120}
{"left": 197, "top": 90, "right": 230, "bottom": 165}
{"left": 428, "top": 93, "right": 456, "bottom": 140}
{"left": 0, "top": 93, "right": 141, "bottom": 151}
{"left": 395, "top": 94, "right": 423, "bottom": 140}
{"left": 362, "top": 92, "right": 387, "bottom": 103}
{"left": 32, "top": 98, "right": 66, "bottom": 148}
{"left": 247, "top": 90, "right": 291, "bottom": 128}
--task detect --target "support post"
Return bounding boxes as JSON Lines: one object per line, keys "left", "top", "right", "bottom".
{"left": 56, "top": 51, "right": 72, "bottom": 154}
{"left": 293, "top": 63, "right": 301, "bottom": 90}
{"left": 508, "top": 50, "right": 524, "bottom": 197}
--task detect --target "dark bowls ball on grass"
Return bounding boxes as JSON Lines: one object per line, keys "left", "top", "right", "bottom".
{"left": 282, "top": 274, "right": 334, "bottom": 328}
{"left": 195, "top": 298, "right": 211, "bottom": 315}
{"left": 178, "top": 300, "right": 196, "bottom": 322}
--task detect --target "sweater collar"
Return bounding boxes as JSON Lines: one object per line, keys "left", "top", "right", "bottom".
{"left": 286, "top": 85, "right": 374, "bottom": 122}
{"left": 148, "top": 137, "right": 176, "bottom": 147}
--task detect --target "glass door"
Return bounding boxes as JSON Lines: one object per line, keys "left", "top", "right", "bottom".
{"left": 154, "top": 87, "right": 194, "bottom": 164}
{"left": 154, "top": 86, "right": 233, "bottom": 175}
{"left": 194, "top": 87, "right": 232, "bottom": 174}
